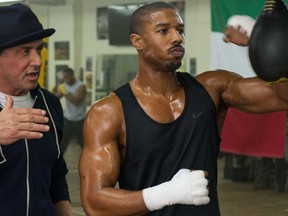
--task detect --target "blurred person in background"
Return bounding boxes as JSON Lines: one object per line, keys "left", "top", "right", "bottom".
{"left": 52, "top": 67, "right": 87, "bottom": 154}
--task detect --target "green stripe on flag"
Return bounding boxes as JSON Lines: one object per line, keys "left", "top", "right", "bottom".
{"left": 211, "top": 0, "right": 288, "bottom": 32}
{"left": 210, "top": 0, "right": 288, "bottom": 77}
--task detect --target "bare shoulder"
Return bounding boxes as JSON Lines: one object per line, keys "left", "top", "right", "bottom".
{"left": 84, "top": 93, "right": 124, "bottom": 140}
{"left": 86, "top": 92, "right": 123, "bottom": 124}
{"left": 195, "top": 70, "right": 242, "bottom": 84}
{"left": 195, "top": 70, "right": 243, "bottom": 109}
{"left": 195, "top": 70, "right": 242, "bottom": 93}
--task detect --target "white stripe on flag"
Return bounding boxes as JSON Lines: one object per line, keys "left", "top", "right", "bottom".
{"left": 210, "top": 32, "right": 255, "bottom": 78}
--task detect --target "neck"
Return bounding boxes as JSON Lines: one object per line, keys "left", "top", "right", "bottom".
{"left": 131, "top": 71, "right": 180, "bottom": 97}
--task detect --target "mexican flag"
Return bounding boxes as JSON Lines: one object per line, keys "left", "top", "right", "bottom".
{"left": 210, "top": 0, "right": 287, "bottom": 158}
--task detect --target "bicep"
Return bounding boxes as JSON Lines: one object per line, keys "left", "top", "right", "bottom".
{"left": 79, "top": 100, "right": 122, "bottom": 198}
{"left": 223, "top": 77, "right": 286, "bottom": 113}
{"left": 197, "top": 70, "right": 286, "bottom": 113}
{"left": 80, "top": 107, "right": 121, "bottom": 185}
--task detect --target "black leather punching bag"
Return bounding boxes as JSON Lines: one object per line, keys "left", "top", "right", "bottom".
{"left": 249, "top": 0, "right": 288, "bottom": 82}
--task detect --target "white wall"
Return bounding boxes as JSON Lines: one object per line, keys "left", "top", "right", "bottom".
{"left": 30, "top": 4, "right": 75, "bottom": 89}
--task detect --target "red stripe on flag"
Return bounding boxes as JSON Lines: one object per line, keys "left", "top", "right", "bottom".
{"left": 221, "top": 108, "right": 286, "bottom": 158}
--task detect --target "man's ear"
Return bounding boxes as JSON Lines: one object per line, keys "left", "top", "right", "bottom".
{"left": 130, "top": 33, "right": 143, "bottom": 50}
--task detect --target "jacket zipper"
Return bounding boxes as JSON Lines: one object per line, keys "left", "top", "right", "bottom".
{"left": 25, "top": 139, "right": 30, "bottom": 216}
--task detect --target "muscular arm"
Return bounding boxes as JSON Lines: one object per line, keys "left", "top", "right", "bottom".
{"left": 196, "top": 70, "right": 288, "bottom": 114}
{"left": 78, "top": 94, "right": 148, "bottom": 216}
{"left": 220, "top": 21, "right": 288, "bottom": 112}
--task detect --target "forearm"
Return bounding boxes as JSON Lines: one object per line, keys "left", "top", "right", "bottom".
{"left": 82, "top": 188, "right": 149, "bottom": 216}
{"left": 64, "top": 93, "right": 82, "bottom": 105}
{"left": 54, "top": 200, "right": 72, "bottom": 216}
{"left": 81, "top": 169, "right": 209, "bottom": 216}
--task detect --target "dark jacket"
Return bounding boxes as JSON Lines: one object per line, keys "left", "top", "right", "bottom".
{"left": 0, "top": 86, "right": 70, "bottom": 216}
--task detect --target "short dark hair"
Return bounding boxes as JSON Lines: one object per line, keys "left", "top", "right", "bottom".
{"left": 129, "top": 2, "right": 176, "bottom": 35}
{"left": 62, "top": 67, "right": 74, "bottom": 76}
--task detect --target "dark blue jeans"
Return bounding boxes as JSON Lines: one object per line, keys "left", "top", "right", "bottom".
{"left": 60, "top": 117, "right": 84, "bottom": 154}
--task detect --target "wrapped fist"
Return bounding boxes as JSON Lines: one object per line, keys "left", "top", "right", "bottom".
{"left": 142, "top": 169, "right": 210, "bottom": 211}
{"left": 58, "top": 83, "right": 67, "bottom": 95}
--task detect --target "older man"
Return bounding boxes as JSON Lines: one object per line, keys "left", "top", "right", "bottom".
{"left": 0, "top": 3, "right": 71, "bottom": 216}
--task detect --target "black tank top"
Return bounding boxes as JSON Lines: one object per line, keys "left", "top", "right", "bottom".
{"left": 114, "top": 72, "right": 221, "bottom": 216}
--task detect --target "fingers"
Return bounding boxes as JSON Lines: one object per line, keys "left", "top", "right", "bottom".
{"left": 14, "top": 107, "right": 47, "bottom": 115}
{"left": 224, "top": 26, "right": 237, "bottom": 39}
{"left": 17, "top": 111, "right": 49, "bottom": 124}
{"left": 0, "top": 120, "right": 50, "bottom": 145}
{"left": 190, "top": 170, "right": 205, "bottom": 177}
{"left": 0, "top": 102, "right": 50, "bottom": 145}
{"left": 235, "top": 25, "right": 248, "bottom": 35}
{"left": 223, "top": 26, "right": 250, "bottom": 46}
{"left": 7, "top": 107, "right": 49, "bottom": 127}
{"left": 11, "top": 109, "right": 50, "bottom": 133}
{"left": 3, "top": 95, "right": 47, "bottom": 120}
{"left": 19, "top": 121, "right": 50, "bottom": 132}
{"left": 0, "top": 129, "right": 46, "bottom": 145}
{"left": 189, "top": 170, "right": 209, "bottom": 191}
{"left": 223, "top": 27, "right": 234, "bottom": 42}
{"left": 190, "top": 170, "right": 209, "bottom": 187}
{"left": 16, "top": 130, "right": 46, "bottom": 139}
{"left": 188, "top": 169, "right": 208, "bottom": 177}
{"left": 193, "top": 195, "right": 210, "bottom": 205}
{"left": 189, "top": 170, "right": 210, "bottom": 205}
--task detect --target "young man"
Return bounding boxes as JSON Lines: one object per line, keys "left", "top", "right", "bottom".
{"left": 0, "top": 3, "right": 71, "bottom": 215}
{"left": 79, "top": 2, "right": 288, "bottom": 215}
{"left": 52, "top": 67, "right": 87, "bottom": 154}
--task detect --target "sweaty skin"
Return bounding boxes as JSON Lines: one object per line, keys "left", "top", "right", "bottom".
{"left": 79, "top": 7, "right": 288, "bottom": 216}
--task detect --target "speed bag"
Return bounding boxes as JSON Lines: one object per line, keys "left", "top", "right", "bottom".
{"left": 249, "top": 0, "right": 288, "bottom": 82}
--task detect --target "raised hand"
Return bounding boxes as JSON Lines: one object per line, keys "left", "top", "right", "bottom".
{"left": 223, "top": 26, "right": 250, "bottom": 46}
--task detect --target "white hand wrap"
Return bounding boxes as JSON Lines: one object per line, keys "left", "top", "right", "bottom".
{"left": 227, "top": 15, "right": 256, "bottom": 37}
{"left": 142, "top": 169, "right": 210, "bottom": 211}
